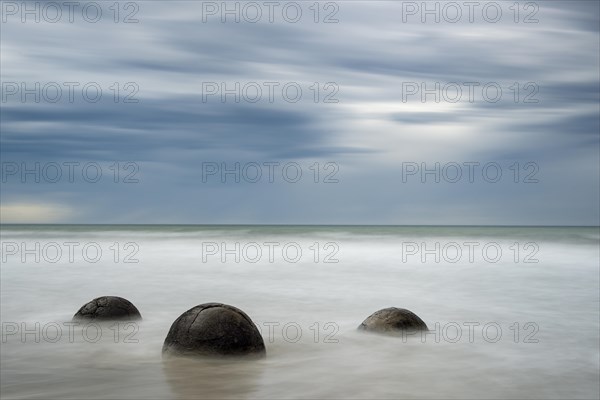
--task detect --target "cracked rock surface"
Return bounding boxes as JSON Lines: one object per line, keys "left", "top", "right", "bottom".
{"left": 162, "top": 303, "right": 266, "bottom": 359}
{"left": 357, "top": 307, "right": 428, "bottom": 334}
{"left": 73, "top": 296, "right": 142, "bottom": 321}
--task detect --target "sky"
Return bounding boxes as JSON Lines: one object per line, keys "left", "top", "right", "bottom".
{"left": 0, "top": 0, "right": 599, "bottom": 225}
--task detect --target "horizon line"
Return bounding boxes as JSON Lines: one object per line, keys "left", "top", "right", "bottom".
{"left": 1, "top": 223, "right": 599, "bottom": 228}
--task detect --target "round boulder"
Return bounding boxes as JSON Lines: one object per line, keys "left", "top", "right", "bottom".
{"left": 357, "top": 307, "right": 428, "bottom": 334}
{"left": 162, "top": 303, "right": 266, "bottom": 359}
{"left": 73, "top": 296, "right": 142, "bottom": 321}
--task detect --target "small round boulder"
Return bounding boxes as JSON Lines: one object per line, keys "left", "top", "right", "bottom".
{"left": 73, "top": 296, "right": 142, "bottom": 321}
{"left": 357, "top": 307, "right": 428, "bottom": 334}
{"left": 162, "top": 303, "right": 266, "bottom": 359}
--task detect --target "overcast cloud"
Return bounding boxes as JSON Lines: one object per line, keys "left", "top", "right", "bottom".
{"left": 1, "top": 0, "right": 598, "bottom": 225}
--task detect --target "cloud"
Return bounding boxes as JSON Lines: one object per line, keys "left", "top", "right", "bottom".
{"left": 0, "top": 0, "right": 598, "bottom": 225}
{"left": 0, "top": 202, "right": 75, "bottom": 223}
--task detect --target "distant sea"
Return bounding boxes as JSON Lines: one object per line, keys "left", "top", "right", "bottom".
{"left": 1, "top": 225, "right": 599, "bottom": 399}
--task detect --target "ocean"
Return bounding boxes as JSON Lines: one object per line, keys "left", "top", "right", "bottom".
{"left": 1, "top": 225, "right": 599, "bottom": 399}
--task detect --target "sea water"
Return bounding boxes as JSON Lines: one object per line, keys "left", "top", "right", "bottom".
{"left": 1, "top": 225, "right": 599, "bottom": 399}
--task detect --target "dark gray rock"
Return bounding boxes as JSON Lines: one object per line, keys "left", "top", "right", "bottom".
{"left": 73, "top": 296, "right": 142, "bottom": 321}
{"left": 357, "top": 307, "right": 428, "bottom": 334}
{"left": 162, "top": 303, "right": 266, "bottom": 359}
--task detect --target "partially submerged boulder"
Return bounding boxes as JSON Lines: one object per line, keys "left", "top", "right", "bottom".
{"left": 162, "top": 303, "right": 266, "bottom": 359}
{"left": 357, "top": 307, "right": 427, "bottom": 334}
{"left": 73, "top": 296, "right": 142, "bottom": 321}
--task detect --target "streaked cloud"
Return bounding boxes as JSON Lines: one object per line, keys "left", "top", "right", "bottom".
{"left": 1, "top": 0, "right": 598, "bottom": 225}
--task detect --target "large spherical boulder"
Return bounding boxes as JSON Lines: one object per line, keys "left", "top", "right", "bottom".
{"left": 73, "top": 296, "right": 142, "bottom": 321}
{"left": 162, "top": 303, "right": 266, "bottom": 359}
{"left": 357, "top": 307, "right": 428, "bottom": 334}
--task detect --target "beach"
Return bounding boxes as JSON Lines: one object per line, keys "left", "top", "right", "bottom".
{"left": 1, "top": 225, "right": 599, "bottom": 399}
